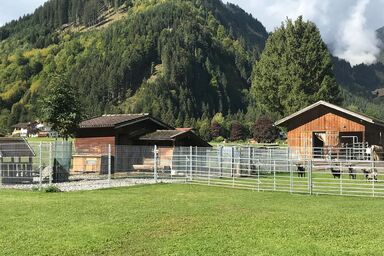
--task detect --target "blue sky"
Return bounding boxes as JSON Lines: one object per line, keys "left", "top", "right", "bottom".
{"left": 1, "top": 0, "right": 384, "bottom": 65}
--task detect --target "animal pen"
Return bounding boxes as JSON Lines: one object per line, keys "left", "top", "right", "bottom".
{"left": 1, "top": 141, "right": 384, "bottom": 198}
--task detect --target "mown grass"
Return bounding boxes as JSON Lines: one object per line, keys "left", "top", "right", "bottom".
{"left": 1, "top": 184, "right": 384, "bottom": 255}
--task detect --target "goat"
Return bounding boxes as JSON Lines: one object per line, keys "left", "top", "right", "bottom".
{"left": 348, "top": 166, "right": 356, "bottom": 180}
{"left": 330, "top": 168, "right": 341, "bottom": 179}
{"left": 362, "top": 169, "right": 378, "bottom": 181}
{"left": 297, "top": 165, "right": 306, "bottom": 178}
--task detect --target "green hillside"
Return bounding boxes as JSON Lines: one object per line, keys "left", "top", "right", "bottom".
{"left": 0, "top": 0, "right": 268, "bottom": 134}
{"left": 1, "top": 0, "right": 384, "bottom": 138}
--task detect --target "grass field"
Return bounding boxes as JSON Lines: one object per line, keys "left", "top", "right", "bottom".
{"left": 1, "top": 184, "right": 384, "bottom": 255}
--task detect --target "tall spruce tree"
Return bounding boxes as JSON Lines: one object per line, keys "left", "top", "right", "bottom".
{"left": 251, "top": 16, "right": 341, "bottom": 116}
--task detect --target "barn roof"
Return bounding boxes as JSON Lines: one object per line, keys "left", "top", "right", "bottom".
{"left": 275, "top": 101, "right": 384, "bottom": 127}
{"left": 0, "top": 138, "right": 35, "bottom": 157}
{"left": 79, "top": 114, "right": 172, "bottom": 129}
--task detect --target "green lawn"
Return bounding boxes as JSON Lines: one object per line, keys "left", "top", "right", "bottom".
{"left": 1, "top": 184, "right": 384, "bottom": 256}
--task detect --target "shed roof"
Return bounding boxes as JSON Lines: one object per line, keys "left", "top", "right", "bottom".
{"left": 139, "top": 130, "right": 211, "bottom": 147}
{"left": 139, "top": 130, "right": 188, "bottom": 140}
{"left": 0, "top": 138, "right": 35, "bottom": 157}
{"left": 12, "top": 122, "right": 30, "bottom": 129}
{"left": 79, "top": 114, "right": 150, "bottom": 128}
{"left": 275, "top": 101, "right": 384, "bottom": 128}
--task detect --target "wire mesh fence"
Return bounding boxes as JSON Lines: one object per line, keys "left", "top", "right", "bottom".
{"left": 1, "top": 141, "right": 384, "bottom": 197}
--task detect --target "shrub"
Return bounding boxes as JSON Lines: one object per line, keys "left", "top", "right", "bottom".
{"left": 42, "top": 185, "right": 61, "bottom": 193}
{"left": 253, "top": 116, "right": 280, "bottom": 143}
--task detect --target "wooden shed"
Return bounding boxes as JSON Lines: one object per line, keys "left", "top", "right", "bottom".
{"left": 73, "top": 114, "right": 210, "bottom": 173}
{"left": 275, "top": 101, "right": 384, "bottom": 158}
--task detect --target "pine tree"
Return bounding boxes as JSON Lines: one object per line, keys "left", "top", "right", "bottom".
{"left": 251, "top": 16, "right": 341, "bottom": 116}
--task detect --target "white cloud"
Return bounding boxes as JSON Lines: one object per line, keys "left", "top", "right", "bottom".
{"left": 228, "top": 0, "right": 384, "bottom": 65}
{"left": 0, "top": 0, "right": 47, "bottom": 26}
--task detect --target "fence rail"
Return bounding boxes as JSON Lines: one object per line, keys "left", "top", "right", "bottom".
{"left": 1, "top": 142, "right": 384, "bottom": 197}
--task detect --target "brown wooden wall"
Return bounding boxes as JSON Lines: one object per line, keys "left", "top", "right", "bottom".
{"left": 75, "top": 137, "right": 115, "bottom": 154}
{"left": 287, "top": 107, "right": 366, "bottom": 150}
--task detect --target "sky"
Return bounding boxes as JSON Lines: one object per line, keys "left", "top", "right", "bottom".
{"left": 1, "top": 0, "right": 384, "bottom": 65}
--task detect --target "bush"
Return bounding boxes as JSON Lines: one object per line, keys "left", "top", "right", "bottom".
{"left": 42, "top": 185, "right": 61, "bottom": 193}
{"left": 253, "top": 116, "right": 280, "bottom": 143}
{"left": 212, "top": 136, "right": 225, "bottom": 143}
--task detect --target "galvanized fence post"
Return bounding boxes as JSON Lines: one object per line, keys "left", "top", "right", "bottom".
{"left": 309, "top": 160, "right": 313, "bottom": 195}
{"left": 289, "top": 159, "right": 293, "bottom": 193}
{"left": 273, "top": 160, "right": 276, "bottom": 191}
{"left": 189, "top": 146, "right": 193, "bottom": 182}
{"left": 39, "top": 142, "right": 42, "bottom": 189}
{"left": 257, "top": 163, "right": 260, "bottom": 192}
{"left": 219, "top": 146, "right": 222, "bottom": 178}
{"left": 372, "top": 159, "right": 375, "bottom": 197}
{"left": 208, "top": 155, "right": 211, "bottom": 186}
{"left": 232, "top": 147, "right": 235, "bottom": 188}
{"left": 248, "top": 147, "right": 251, "bottom": 176}
{"left": 0, "top": 157, "right": 2, "bottom": 187}
{"left": 49, "top": 142, "right": 52, "bottom": 186}
{"left": 269, "top": 148, "right": 272, "bottom": 172}
{"left": 154, "top": 145, "right": 158, "bottom": 183}
{"left": 340, "top": 161, "right": 343, "bottom": 196}
{"left": 108, "top": 144, "right": 112, "bottom": 184}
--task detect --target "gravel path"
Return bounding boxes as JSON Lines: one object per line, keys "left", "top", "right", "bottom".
{"left": 1, "top": 178, "right": 185, "bottom": 192}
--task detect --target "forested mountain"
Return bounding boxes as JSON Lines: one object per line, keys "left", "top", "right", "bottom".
{"left": 1, "top": 0, "right": 384, "bottom": 139}
{"left": 0, "top": 0, "right": 268, "bottom": 134}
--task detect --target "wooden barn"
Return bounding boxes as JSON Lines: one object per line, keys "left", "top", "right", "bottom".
{"left": 73, "top": 114, "right": 210, "bottom": 173}
{"left": 275, "top": 101, "right": 384, "bottom": 158}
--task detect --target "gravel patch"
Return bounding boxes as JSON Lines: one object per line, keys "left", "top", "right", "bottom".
{"left": 0, "top": 178, "right": 185, "bottom": 192}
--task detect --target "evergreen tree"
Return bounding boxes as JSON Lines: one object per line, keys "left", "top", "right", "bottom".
{"left": 251, "top": 16, "right": 341, "bottom": 116}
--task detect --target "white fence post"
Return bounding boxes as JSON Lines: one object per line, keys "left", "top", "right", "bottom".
{"left": 108, "top": 144, "right": 112, "bottom": 184}
{"left": 154, "top": 145, "right": 158, "bottom": 183}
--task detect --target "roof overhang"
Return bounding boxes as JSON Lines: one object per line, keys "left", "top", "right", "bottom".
{"left": 275, "top": 101, "right": 384, "bottom": 128}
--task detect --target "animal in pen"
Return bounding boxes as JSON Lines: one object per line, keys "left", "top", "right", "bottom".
{"left": 348, "top": 166, "right": 356, "bottom": 179}
{"left": 296, "top": 164, "right": 306, "bottom": 177}
{"left": 362, "top": 169, "right": 378, "bottom": 181}
{"left": 330, "top": 168, "right": 341, "bottom": 179}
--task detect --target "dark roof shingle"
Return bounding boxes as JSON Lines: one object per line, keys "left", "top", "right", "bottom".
{"left": 79, "top": 114, "right": 149, "bottom": 128}
{"left": 139, "top": 130, "right": 187, "bottom": 140}
{"left": 0, "top": 138, "right": 35, "bottom": 157}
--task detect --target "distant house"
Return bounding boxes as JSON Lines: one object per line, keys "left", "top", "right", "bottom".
{"left": 275, "top": 101, "right": 384, "bottom": 158}
{"left": 0, "top": 138, "right": 35, "bottom": 184}
{"left": 11, "top": 122, "right": 56, "bottom": 138}
{"left": 11, "top": 123, "right": 31, "bottom": 137}
{"left": 73, "top": 114, "right": 210, "bottom": 173}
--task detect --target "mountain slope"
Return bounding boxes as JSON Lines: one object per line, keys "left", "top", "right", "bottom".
{"left": 0, "top": 0, "right": 268, "bottom": 132}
